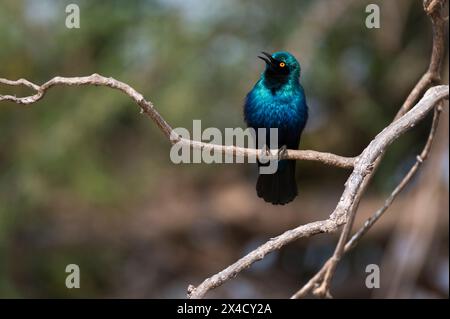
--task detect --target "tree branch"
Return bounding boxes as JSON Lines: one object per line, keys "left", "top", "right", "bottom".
{"left": 0, "top": 0, "right": 447, "bottom": 300}
{"left": 291, "top": 0, "right": 448, "bottom": 298}
{"left": 187, "top": 84, "right": 448, "bottom": 299}
{"left": 0, "top": 75, "right": 355, "bottom": 169}
{"left": 343, "top": 104, "right": 442, "bottom": 252}
{"left": 290, "top": 103, "right": 443, "bottom": 299}
{"left": 2, "top": 74, "right": 446, "bottom": 299}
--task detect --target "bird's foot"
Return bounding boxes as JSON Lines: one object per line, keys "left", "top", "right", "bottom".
{"left": 259, "top": 144, "right": 271, "bottom": 157}
{"left": 258, "top": 144, "right": 273, "bottom": 164}
{"left": 278, "top": 145, "right": 288, "bottom": 159}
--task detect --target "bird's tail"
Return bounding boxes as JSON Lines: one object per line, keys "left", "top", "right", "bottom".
{"left": 256, "top": 160, "right": 298, "bottom": 205}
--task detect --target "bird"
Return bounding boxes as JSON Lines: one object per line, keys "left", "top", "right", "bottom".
{"left": 244, "top": 51, "right": 308, "bottom": 205}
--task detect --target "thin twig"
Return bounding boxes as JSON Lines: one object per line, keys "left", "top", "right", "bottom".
{"left": 291, "top": 0, "right": 448, "bottom": 298}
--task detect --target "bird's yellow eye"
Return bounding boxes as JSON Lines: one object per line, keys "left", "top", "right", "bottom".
{"left": 279, "top": 62, "right": 286, "bottom": 67}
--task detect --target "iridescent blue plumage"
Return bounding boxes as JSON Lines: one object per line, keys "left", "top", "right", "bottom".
{"left": 244, "top": 51, "right": 308, "bottom": 205}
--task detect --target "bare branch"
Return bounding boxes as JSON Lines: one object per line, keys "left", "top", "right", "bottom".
{"left": 0, "top": 1, "right": 447, "bottom": 300}
{"left": 0, "top": 75, "right": 355, "bottom": 169}
{"left": 396, "top": 0, "right": 447, "bottom": 117}
{"left": 291, "top": 0, "right": 448, "bottom": 298}
{"left": 3, "top": 80, "right": 445, "bottom": 300}
{"left": 187, "top": 84, "right": 448, "bottom": 299}
{"left": 344, "top": 104, "right": 442, "bottom": 252}
{"left": 291, "top": 103, "right": 444, "bottom": 299}
{"left": 2, "top": 78, "right": 446, "bottom": 300}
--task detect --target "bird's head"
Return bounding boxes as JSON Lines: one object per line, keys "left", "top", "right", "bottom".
{"left": 258, "top": 51, "right": 301, "bottom": 83}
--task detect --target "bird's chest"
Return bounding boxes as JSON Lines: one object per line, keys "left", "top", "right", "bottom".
{"left": 245, "top": 88, "right": 305, "bottom": 130}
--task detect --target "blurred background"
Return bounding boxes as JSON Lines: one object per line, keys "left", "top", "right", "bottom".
{"left": 0, "top": 0, "right": 448, "bottom": 298}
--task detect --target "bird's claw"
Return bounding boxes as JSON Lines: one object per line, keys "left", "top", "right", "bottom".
{"left": 258, "top": 144, "right": 273, "bottom": 164}
{"left": 278, "top": 145, "right": 288, "bottom": 159}
{"left": 259, "top": 145, "right": 288, "bottom": 160}
{"left": 259, "top": 144, "right": 271, "bottom": 157}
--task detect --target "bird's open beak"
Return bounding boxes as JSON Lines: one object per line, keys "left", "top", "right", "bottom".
{"left": 258, "top": 51, "right": 275, "bottom": 66}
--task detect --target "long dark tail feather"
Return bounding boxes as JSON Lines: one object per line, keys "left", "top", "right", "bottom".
{"left": 256, "top": 160, "right": 298, "bottom": 205}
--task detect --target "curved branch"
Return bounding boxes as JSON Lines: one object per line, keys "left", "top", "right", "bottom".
{"left": 0, "top": 1, "right": 447, "bottom": 298}
{"left": 187, "top": 84, "right": 448, "bottom": 298}
{"left": 0, "top": 75, "right": 355, "bottom": 169}
{"left": 291, "top": 103, "right": 444, "bottom": 299}
{"left": 291, "top": 0, "right": 449, "bottom": 298}
{"left": 344, "top": 104, "right": 442, "bottom": 252}
{"left": 2, "top": 81, "right": 447, "bottom": 300}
